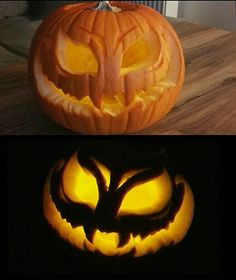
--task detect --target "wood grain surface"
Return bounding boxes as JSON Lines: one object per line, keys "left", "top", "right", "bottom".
{"left": 0, "top": 18, "right": 236, "bottom": 135}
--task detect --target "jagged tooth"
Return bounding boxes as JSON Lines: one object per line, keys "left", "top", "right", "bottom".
{"left": 118, "top": 232, "right": 130, "bottom": 248}
{"left": 140, "top": 232, "right": 149, "bottom": 239}
{"left": 115, "top": 92, "right": 126, "bottom": 106}
{"left": 89, "top": 76, "right": 102, "bottom": 109}
{"left": 90, "top": 93, "right": 102, "bottom": 110}
{"left": 125, "top": 90, "right": 136, "bottom": 106}
{"left": 132, "top": 232, "right": 139, "bottom": 238}
{"left": 84, "top": 225, "right": 96, "bottom": 243}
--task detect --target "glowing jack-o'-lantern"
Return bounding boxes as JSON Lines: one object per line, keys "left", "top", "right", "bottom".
{"left": 29, "top": 1, "right": 185, "bottom": 134}
{"left": 43, "top": 144, "right": 194, "bottom": 257}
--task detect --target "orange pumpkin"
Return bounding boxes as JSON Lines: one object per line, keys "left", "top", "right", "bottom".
{"left": 29, "top": 1, "right": 185, "bottom": 134}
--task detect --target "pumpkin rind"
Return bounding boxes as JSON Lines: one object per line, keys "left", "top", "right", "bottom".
{"left": 29, "top": 2, "right": 185, "bottom": 134}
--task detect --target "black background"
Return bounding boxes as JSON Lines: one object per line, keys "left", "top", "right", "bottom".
{"left": 8, "top": 137, "right": 220, "bottom": 276}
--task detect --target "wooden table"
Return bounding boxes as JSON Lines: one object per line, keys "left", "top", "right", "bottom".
{"left": 0, "top": 17, "right": 236, "bottom": 135}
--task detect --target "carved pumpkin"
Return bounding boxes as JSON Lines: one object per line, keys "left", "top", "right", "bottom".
{"left": 29, "top": 1, "right": 185, "bottom": 134}
{"left": 43, "top": 143, "right": 194, "bottom": 257}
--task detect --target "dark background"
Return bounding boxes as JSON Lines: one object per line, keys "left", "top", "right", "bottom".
{"left": 8, "top": 137, "right": 220, "bottom": 276}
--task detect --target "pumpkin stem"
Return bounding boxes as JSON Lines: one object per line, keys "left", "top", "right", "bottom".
{"left": 92, "top": 1, "right": 122, "bottom": 12}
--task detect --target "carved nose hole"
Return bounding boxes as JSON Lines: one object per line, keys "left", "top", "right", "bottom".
{"left": 95, "top": 193, "right": 119, "bottom": 231}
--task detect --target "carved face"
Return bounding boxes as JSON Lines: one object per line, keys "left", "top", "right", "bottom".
{"left": 43, "top": 144, "right": 194, "bottom": 257}
{"left": 29, "top": 2, "right": 185, "bottom": 134}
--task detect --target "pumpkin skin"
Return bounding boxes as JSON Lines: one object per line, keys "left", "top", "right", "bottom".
{"left": 43, "top": 145, "right": 194, "bottom": 257}
{"left": 29, "top": 1, "right": 185, "bottom": 135}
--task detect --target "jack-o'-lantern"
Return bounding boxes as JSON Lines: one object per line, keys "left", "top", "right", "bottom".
{"left": 29, "top": 1, "right": 185, "bottom": 134}
{"left": 43, "top": 143, "right": 194, "bottom": 257}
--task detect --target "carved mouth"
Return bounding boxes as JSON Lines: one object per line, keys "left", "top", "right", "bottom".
{"left": 34, "top": 57, "right": 175, "bottom": 117}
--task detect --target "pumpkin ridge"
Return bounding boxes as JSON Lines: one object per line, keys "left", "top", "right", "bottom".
{"left": 114, "top": 26, "right": 138, "bottom": 53}
{"left": 114, "top": 11, "right": 126, "bottom": 107}
{"left": 87, "top": 10, "right": 101, "bottom": 108}
{"left": 47, "top": 10, "right": 68, "bottom": 38}
{"left": 121, "top": 12, "right": 145, "bottom": 105}
{"left": 159, "top": 88, "right": 173, "bottom": 122}
{"left": 29, "top": 1, "right": 185, "bottom": 134}
{"left": 62, "top": 8, "right": 85, "bottom": 35}
{"left": 142, "top": 98, "right": 156, "bottom": 129}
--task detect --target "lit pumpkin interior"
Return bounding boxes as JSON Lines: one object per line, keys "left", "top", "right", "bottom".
{"left": 35, "top": 28, "right": 176, "bottom": 116}
{"left": 62, "top": 152, "right": 111, "bottom": 208}
{"left": 43, "top": 152, "right": 194, "bottom": 257}
{"left": 62, "top": 152, "right": 172, "bottom": 215}
{"left": 122, "top": 40, "right": 149, "bottom": 69}
{"left": 121, "top": 30, "right": 161, "bottom": 75}
{"left": 57, "top": 32, "right": 98, "bottom": 75}
{"left": 118, "top": 169, "right": 172, "bottom": 215}
{"left": 36, "top": 60, "right": 175, "bottom": 117}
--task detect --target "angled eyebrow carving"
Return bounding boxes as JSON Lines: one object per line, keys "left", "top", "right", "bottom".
{"left": 116, "top": 26, "right": 138, "bottom": 44}
{"left": 77, "top": 25, "right": 140, "bottom": 53}
{"left": 114, "top": 26, "right": 139, "bottom": 52}
{"left": 77, "top": 26, "right": 106, "bottom": 50}
{"left": 116, "top": 167, "right": 164, "bottom": 199}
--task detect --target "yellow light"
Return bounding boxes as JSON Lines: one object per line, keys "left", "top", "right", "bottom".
{"left": 118, "top": 169, "right": 172, "bottom": 215}
{"left": 163, "top": 175, "right": 195, "bottom": 243}
{"left": 57, "top": 31, "right": 98, "bottom": 74}
{"left": 44, "top": 159, "right": 194, "bottom": 258}
{"left": 62, "top": 152, "right": 99, "bottom": 208}
{"left": 92, "top": 159, "right": 110, "bottom": 188}
{"left": 118, "top": 169, "right": 145, "bottom": 188}
{"left": 121, "top": 30, "right": 161, "bottom": 75}
{"left": 93, "top": 230, "right": 119, "bottom": 255}
{"left": 90, "top": 230, "right": 136, "bottom": 256}
{"left": 121, "top": 40, "right": 149, "bottom": 71}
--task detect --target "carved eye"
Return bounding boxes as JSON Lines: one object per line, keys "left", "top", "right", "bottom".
{"left": 62, "top": 152, "right": 111, "bottom": 209}
{"left": 120, "top": 31, "right": 161, "bottom": 75}
{"left": 56, "top": 32, "right": 98, "bottom": 75}
{"left": 118, "top": 169, "right": 172, "bottom": 216}
{"left": 62, "top": 152, "right": 99, "bottom": 209}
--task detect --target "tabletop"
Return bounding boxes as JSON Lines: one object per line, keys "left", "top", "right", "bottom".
{"left": 0, "top": 16, "right": 236, "bottom": 135}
